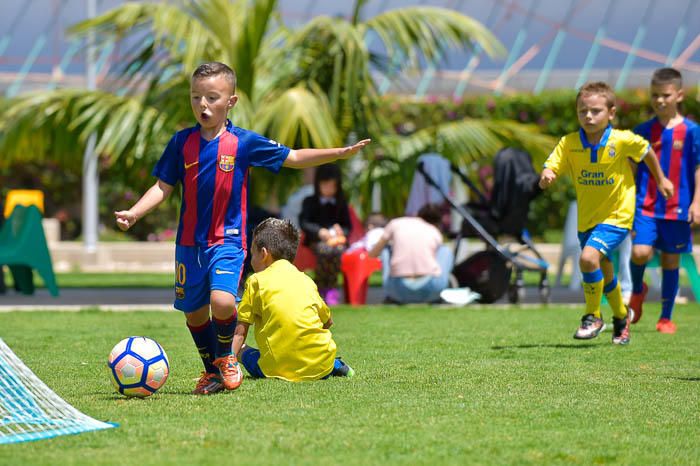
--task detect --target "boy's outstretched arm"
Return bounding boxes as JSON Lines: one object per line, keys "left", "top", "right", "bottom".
{"left": 539, "top": 168, "right": 557, "bottom": 189}
{"left": 283, "top": 139, "right": 371, "bottom": 168}
{"left": 232, "top": 322, "right": 250, "bottom": 360}
{"left": 114, "top": 179, "right": 174, "bottom": 231}
{"left": 642, "top": 148, "right": 674, "bottom": 199}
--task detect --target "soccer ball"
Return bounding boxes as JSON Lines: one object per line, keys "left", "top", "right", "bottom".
{"left": 107, "top": 336, "right": 170, "bottom": 398}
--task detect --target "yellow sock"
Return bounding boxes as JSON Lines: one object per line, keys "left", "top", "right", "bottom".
{"left": 604, "top": 277, "right": 627, "bottom": 319}
{"left": 582, "top": 269, "right": 604, "bottom": 318}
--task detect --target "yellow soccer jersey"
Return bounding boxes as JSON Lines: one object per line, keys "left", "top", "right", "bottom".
{"left": 237, "top": 259, "right": 336, "bottom": 381}
{"left": 544, "top": 126, "right": 650, "bottom": 231}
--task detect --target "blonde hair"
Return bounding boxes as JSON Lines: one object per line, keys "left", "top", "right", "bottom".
{"left": 576, "top": 81, "right": 616, "bottom": 109}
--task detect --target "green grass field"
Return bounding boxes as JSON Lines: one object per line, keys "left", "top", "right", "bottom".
{"left": 0, "top": 304, "right": 698, "bottom": 465}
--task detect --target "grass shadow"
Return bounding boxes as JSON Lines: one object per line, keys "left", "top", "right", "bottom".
{"left": 491, "top": 343, "right": 600, "bottom": 350}
{"left": 670, "top": 377, "right": 700, "bottom": 382}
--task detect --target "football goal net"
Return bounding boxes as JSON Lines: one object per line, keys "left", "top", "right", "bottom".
{"left": 0, "top": 338, "right": 115, "bottom": 444}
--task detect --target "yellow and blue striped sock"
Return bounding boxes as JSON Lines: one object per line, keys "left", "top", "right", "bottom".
{"left": 604, "top": 276, "right": 627, "bottom": 319}
{"left": 582, "top": 269, "right": 604, "bottom": 319}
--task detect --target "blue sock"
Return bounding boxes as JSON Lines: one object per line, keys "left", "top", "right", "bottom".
{"left": 331, "top": 357, "right": 353, "bottom": 377}
{"left": 213, "top": 314, "right": 237, "bottom": 358}
{"left": 661, "top": 268, "right": 679, "bottom": 320}
{"left": 187, "top": 320, "right": 218, "bottom": 373}
{"left": 630, "top": 261, "right": 646, "bottom": 294}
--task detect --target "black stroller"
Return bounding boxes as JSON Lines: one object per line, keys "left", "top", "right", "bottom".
{"left": 417, "top": 148, "right": 550, "bottom": 304}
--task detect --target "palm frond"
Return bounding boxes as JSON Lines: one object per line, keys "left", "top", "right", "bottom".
{"left": 379, "top": 118, "right": 555, "bottom": 166}
{"left": 364, "top": 7, "right": 505, "bottom": 70}
{"left": 70, "top": 1, "right": 221, "bottom": 77}
{"left": 251, "top": 83, "right": 341, "bottom": 148}
{"left": 0, "top": 90, "right": 175, "bottom": 169}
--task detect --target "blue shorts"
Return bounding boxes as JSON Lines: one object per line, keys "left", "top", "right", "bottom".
{"left": 239, "top": 346, "right": 339, "bottom": 380}
{"left": 578, "top": 224, "right": 629, "bottom": 258}
{"left": 174, "top": 244, "right": 245, "bottom": 312}
{"left": 632, "top": 215, "right": 692, "bottom": 253}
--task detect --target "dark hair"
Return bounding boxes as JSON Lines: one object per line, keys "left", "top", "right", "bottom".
{"left": 252, "top": 218, "right": 299, "bottom": 262}
{"left": 192, "top": 62, "right": 237, "bottom": 94}
{"left": 313, "top": 163, "right": 345, "bottom": 202}
{"left": 417, "top": 203, "right": 442, "bottom": 226}
{"left": 366, "top": 212, "right": 387, "bottom": 229}
{"left": 576, "top": 81, "right": 616, "bottom": 109}
{"left": 651, "top": 67, "right": 683, "bottom": 89}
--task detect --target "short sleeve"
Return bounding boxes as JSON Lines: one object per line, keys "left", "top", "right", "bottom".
{"left": 380, "top": 219, "right": 396, "bottom": 243}
{"left": 692, "top": 125, "right": 700, "bottom": 167}
{"left": 244, "top": 131, "right": 291, "bottom": 174}
{"left": 151, "top": 133, "right": 182, "bottom": 186}
{"left": 316, "top": 294, "right": 331, "bottom": 324}
{"left": 543, "top": 137, "right": 566, "bottom": 174}
{"left": 237, "top": 276, "right": 259, "bottom": 324}
{"left": 622, "top": 130, "right": 650, "bottom": 163}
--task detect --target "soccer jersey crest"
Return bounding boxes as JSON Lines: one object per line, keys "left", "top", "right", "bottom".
{"left": 218, "top": 154, "right": 235, "bottom": 172}
{"left": 673, "top": 139, "right": 684, "bottom": 151}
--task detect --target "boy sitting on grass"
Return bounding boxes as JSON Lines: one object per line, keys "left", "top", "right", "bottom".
{"left": 232, "top": 218, "right": 354, "bottom": 381}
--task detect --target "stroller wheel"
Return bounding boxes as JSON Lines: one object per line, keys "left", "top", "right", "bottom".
{"left": 508, "top": 283, "right": 525, "bottom": 304}
{"left": 448, "top": 273, "right": 460, "bottom": 289}
{"left": 539, "top": 284, "right": 551, "bottom": 304}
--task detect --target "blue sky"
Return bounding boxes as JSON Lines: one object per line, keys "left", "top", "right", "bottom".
{"left": 1, "top": 0, "right": 698, "bottom": 83}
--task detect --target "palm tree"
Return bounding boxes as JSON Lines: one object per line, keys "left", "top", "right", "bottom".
{"left": 0, "top": 0, "right": 553, "bottom": 218}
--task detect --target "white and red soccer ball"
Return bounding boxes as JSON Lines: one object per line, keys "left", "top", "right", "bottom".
{"left": 107, "top": 336, "right": 169, "bottom": 398}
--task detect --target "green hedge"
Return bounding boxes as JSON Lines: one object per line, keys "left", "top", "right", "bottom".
{"left": 3, "top": 89, "right": 697, "bottom": 241}
{"left": 378, "top": 89, "right": 700, "bottom": 237}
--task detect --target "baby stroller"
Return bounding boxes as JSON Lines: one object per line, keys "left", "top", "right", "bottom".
{"left": 417, "top": 148, "right": 550, "bottom": 304}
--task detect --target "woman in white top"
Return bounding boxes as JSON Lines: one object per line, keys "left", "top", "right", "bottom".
{"left": 369, "top": 204, "right": 454, "bottom": 304}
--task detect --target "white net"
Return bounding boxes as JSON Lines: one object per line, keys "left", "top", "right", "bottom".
{"left": 0, "top": 338, "right": 114, "bottom": 444}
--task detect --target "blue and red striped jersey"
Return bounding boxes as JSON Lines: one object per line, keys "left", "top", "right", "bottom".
{"left": 634, "top": 117, "right": 700, "bottom": 220}
{"left": 152, "top": 120, "right": 290, "bottom": 248}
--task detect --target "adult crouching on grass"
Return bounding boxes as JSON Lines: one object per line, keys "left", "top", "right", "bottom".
{"left": 369, "top": 203, "right": 454, "bottom": 304}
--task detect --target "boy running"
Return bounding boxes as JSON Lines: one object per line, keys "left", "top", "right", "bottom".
{"left": 539, "top": 81, "right": 673, "bottom": 344}
{"left": 629, "top": 67, "right": 700, "bottom": 334}
{"left": 115, "top": 62, "right": 368, "bottom": 394}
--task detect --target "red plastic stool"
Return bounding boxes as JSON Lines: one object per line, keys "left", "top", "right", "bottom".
{"left": 293, "top": 233, "right": 317, "bottom": 272}
{"left": 341, "top": 249, "right": 382, "bottom": 306}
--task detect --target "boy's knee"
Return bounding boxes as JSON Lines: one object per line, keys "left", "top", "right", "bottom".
{"left": 210, "top": 290, "right": 236, "bottom": 316}
{"left": 632, "top": 245, "right": 654, "bottom": 263}
{"left": 579, "top": 250, "right": 601, "bottom": 271}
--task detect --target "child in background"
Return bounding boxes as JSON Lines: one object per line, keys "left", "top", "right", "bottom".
{"left": 347, "top": 212, "right": 387, "bottom": 253}
{"left": 539, "top": 81, "right": 673, "bottom": 345}
{"left": 232, "top": 218, "right": 354, "bottom": 381}
{"left": 628, "top": 67, "right": 700, "bottom": 334}
{"left": 369, "top": 203, "right": 454, "bottom": 304}
{"left": 115, "top": 62, "right": 369, "bottom": 394}
{"left": 299, "top": 164, "right": 352, "bottom": 305}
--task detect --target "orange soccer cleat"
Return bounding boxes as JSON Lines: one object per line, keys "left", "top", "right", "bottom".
{"left": 656, "top": 318, "right": 677, "bottom": 334}
{"left": 192, "top": 372, "right": 223, "bottom": 395}
{"left": 213, "top": 355, "right": 244, "bottom": 390}
{"left": 628, "top": 283, "right": 648, "bottom": 324}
